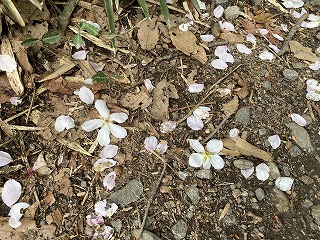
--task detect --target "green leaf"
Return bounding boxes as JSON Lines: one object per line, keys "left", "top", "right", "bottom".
{"left": 191, "top": 0, "right": 201, "bottom": 14}
{"left": 103, "top": 32, "right": 117, "bottom": 39}
{"left": 159, "top": 0, "right": 170, "bottom": 28}
{"left": 104, "top": 0, "right": 116, "bottom": 48}
{"left": 111, "top": 75, "right": 122, "bottom": 81}
{"left": 42, "top": 31, "right": 61, "bottom": 44}
{"left": 21, "top": 38, "right": 39, "bottom": 48}
{"left": 137, "top": 0, "right": 150, "bottom": 21}
{"left": 92, "top": 72, "right": 109, "bottom": 82}
{"left": 80, "top": 22, "right": 100, "bottom": 36}
{"left": 72, "top": 34, "right": 84, "bottom": 49}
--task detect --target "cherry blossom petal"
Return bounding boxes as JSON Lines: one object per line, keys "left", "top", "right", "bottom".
{"left": 109, "top": 123, "right": 127, "bottom": 138}
{"left": 211, "top": 59, "right": 228, "bottom": 70}
{"left": 0, "top": 151, "right": 13, "bottom": 167}
{"left": 283, "top": 0, "right": 304, "bottom": 8}
{"left": 256, "top": 163, "right": 270, "bottom": 181}
{"left": 207, "top": 139, "right": 223, "bottom": 153}
{"left": 1, "top": 179, "right": 21, "bottom": 207}
{"left": 10, "top": 97, "right": 22, "bottom": 106}
{"left": 220, "top": 21, "right": 235, "bottom": 31}
{"left": 281, "top": 24, "right": 288, "bottom": 32}
{"left": 103, "top": 171, "right": 116, "bottom": 191}
{"left": 197, "top": 0, "right": 206, "bottom": 10}
{"left": 189, "top": 153, "right": 204, "bottom": 168}
{"left": 189, "top": 139, "right": 205, "bottom": 153}
{"left": 0, "top": 54, "right": 17, "bottom": 72}
{"left": 213, "top": 5, "right": 224, "bottom": 18}
{"left": 268, "top": 44, "right": 280, "bottom": 53}
{"left": 144, "top": 79, "right": 154, "bottom": 92}
{"left": 179, "top": 23, "right": 190, "bottom": 32}
{"left": 110, "top": 112, "right": 128, "bottom": 123}
{"left": 219, "top": 53, "right": 234, "bottom": 63}
{"left": 275, "top": 177, "right": 294, "bottom": 191}
{"left": 166, "top": 0, "right": 173, "bottom": 4}
{"left": 101, "top": 226, "right": 114, "bottom": 239}
{"left": 201, "top": 157, "right": 211, "bottom": 169}
{"left": 210, "top": 155, "right": 225, "bottom": 170}
{"left": 144, "top": 136, "right": 158, "bottom": 151}
{"left": 89, "top": 61, "right": 103, "bottom": 72}
{"left": 194, "top": 106, "right": 210, "bottom": 119}
{"left": 229, "top": 128, "right": 239, "bottom": 138}
{"left": 81, "top": 119, "right": 104, "bottom": 132}
{"left": 246, "top": 34, "right": 256, "bottom": 44}
{"left": 188, "top": 83, "right": 204, "bottom": 93}
{"left": 291, "top": 113, "right": 307, "bottom": 126}
{"left": 72, "top": 50, "right": 87, "bottom": 60}
{"left": 268, "top": 134, "right": 281, "bottom": 149}
{"left": 55, "top": 115, "right": 75, "bottom": 132}
{"left": 258, "top": 28, "right": 269, "bottom": 35}
{"left": 309, "top": 61, "right": 320, "bottom": 71}
{"left": 99, "top": 145, "right": 119, "bottom": 158}
{"left": 200, "top": 34, "right": 215, "bottom": 42}
{"left": 236, "top": 44, "right": 252, "bottom": 54}
{"left": 95, "top": 200, "right": 109, "bottom": 216}
{"left": 306, "top": 79, "right": 319, "bottom": 92}
{"left": 156, "top": 141, "right": 168, "bottom": 154}
{"left": 86, "top": 214, "right": 104, "bottom": 227}
{"left": 306, "top": 92, "right": 320, "bottom": 101}
{"left": 259, "top": 51, "right": 274, "bottom": 61}
{"left": 79, "top": 86, "right": 94, "bottom": 104}
{"left": 241, "top": 167, "right": 254, "bottom": 179}
{"left": 95, "top": 100, "right": 110, "bottom": 118}
{"left": 272, "top": 34, "right": 284, "bottom": 41}
{"left": 93, "top": 158, "right": 117, "bottom": 172}
{"left": 187, "top": 115, "right": 204, "bottom": 130}
{"left": 215, "top": 45, "right": 228, "bottom": 57}
{"left": 97, "top": 125, "right": 111, "bottom": 147}
{"left": 160, "top": 121, "right": 177, "bottom": 133}
{"left": 9, "top": 202, "right": 29, "bottom": 228}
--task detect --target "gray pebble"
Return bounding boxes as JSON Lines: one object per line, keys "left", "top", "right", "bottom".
{"left": 317, "top": 32, "right": 320, "bottom": 40}
{"left": 215, "top": 0, "right": 229, "bottom": 7}
{"left": 270, "top": 188, "right": 290, "bottom": 212}
{"left": 252, "top": 0, "right": 262, "bottom": 5}
{"left": 186, "top": 187, "right": 200, "bottom": 204}
{"left": 110, "top": 219, "right": 122, "bottom": 232}
{"left": 259, "top": 66, "right": 267, "bottom": 76}
{"left": 263, "top": 81, "right": 272, "bottom": 90}
{"left": 292, "top": 61, "right": 305, "bottom": 69}
{"left": 255, "top": 188, "right": 265, "bottom": 201}
{"left": 259, "top": 128, "right": 267, "bottom": 136}
{"left": 178, "top": 171, "right": 188, "bottom": 181}
{"left": 235, "top": 106, "right": 250, "bottom": 124}
{"left": 196, "top": 169, "right": 212, "bottom": 179}
{"left": 301, "top": 199, "right": 313, "bottom": 209}
{"left": 283, "top": 69, "right": 299, "bottom": 80}
{"left": 222, "top": 213, "right": 238, "bottom": 226}
{"left": 165, "top": 201, "right": 176, "bottom": 208}
{"left": 267, "top": 162, "right": 280, "bottom": 180}
{"left": 311, "top": 205, "right": 320, "bottom": 225}
{"left": 233, "top": 159, "right": 254, "bottom": 170}
{"left": 289, "top": 145, "right": 302, "bottom": 157}
{"left": 310, "top": 0, "right": 320, "bottom": 6}
{"left": 282, "top": 165, "right": 291, "bottom": 176}
{"left": 232, "top": 189, "right": 241, "bottom": 199}
{"left": 285, "top": 123, "right": 314, "bottom": 153}
{"left": 224, "top": 6, "right": 240, "bottom": 20}
{"left": 131, "top": 229, "right": 161, "bottom": 240}
{"left": 171, "top": 220, "right": 188, "bottom": 240}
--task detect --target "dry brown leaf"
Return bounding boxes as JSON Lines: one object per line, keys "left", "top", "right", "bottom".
{"left": 241, "top": 19, "right": 264, "bottom": 35}
{"left": 54, "top": 169, "right": 74, "bottom": 197}
{"left": 13, "top": 41, "right": 33, "bottom": 73}
{"left": 170, "top": 28, "right": 207, "bottom": 64}
{"left": 149, "top": 80, "right": 169, "bottom": 120}
{"left": 57, "top": 138, "right": 92, "bottom": 156}
{"left": 289, "top": 41, "right": 320, "bottom": 62}
{"left": 220, "top": 32, "right": 245, "bottom": 43}
{"left": 222, "top": 96, "right": 239, "bottom": 117}
{"left": 236, "top": 77, "right": 249, "bottom": 99}
{"left": 120, "top": 91, "right": 152, "bottom": 110}
{"left": 138, "top": 19, "right": 159, "bottom": 50}
{"left": 253, "top": 11, "right": 274, "bottom": 24}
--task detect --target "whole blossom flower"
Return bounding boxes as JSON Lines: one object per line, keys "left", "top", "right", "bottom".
{"left": 81, "top": 100, "right": 128, "bottom": 146}
{"left": 188, "top": 139, "right": 224, "bottom": 170}
{"left": 305, "top": 14, "right": 320, "bottom": 28}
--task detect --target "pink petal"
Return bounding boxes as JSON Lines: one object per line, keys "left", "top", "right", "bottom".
{"left": 256, "top": 163, "right": 270, "bottom": 181}
{"left": 246, "top": 34, "right": 256, "bottom": 44}
{"left": 144, "top": 136, "right": 158, "bottom": 151}
{"left": 10, "top": 97, "right": 22, "bottom": 106}
{"left": 79, "top": 86, "right": 94, "bottom": 104}
{"left": 291, "top": 113, "right": 307, "bottom": 126}
{"left": 275, "top": 177, "right": 294, "bottom": 191}
{"left": 258, "top": 28, "right": 269, "bottom": 35}
{"left": 309, "top": 61, "right": 320, "bottom": 71}
{"left": 306, "top": 79, "right": 319, "bottom": 92}
{"left": 213, "top": 5, "right": 224, "bottom": 18}
{"left": 215, "top": 45, "right": 228, "bottom": 57}
{"left": 189, "top": 139, "right": 205, "bottom": 153}
{"left": 72, "top": 50, "right": 87, "bottom": 60}
{"left": 0, "top": 151, "right": 13, "bottom": 167}
{"left": 93, "top": 158, "right": 117, "bottom": 172}
{"left": 144, "top": 79, "right": 154, "bottom": 92}
{"left": 156, "top": 141, "right": 168, "bottom": 154}
{"left": 220, "top": 21, "right": 235, "bottom": 31}
{"left": 194, "top": 106, "right": 210, "bottom": 119}
{"left": 103, "top": 171, "right": 116, "bottom": 191}
{"left": 89, "top": 61, "right": 103, "bottom": 72}
{"left": 95, "top": 100, "right": 110, "bottom": 118}
{"left": 99, "top": 145, "right": 119, "bottom": 158}
{"left": 268, "top": 134, "right": 281, "bottom": 149}
{"left": 0, "top": 54, "right": 17, "bottom": 72}
{"left": 187, "top": 115, "right": 204, "bottom": 130}
{"left": 211, "top": 59, "right": 228, "bottom": 69}
{"left": 9, "top": 202, "right": 29, "bottom": 228}
{"left": 259, "top": 51, "right": 274, "bottom": 61}
{"left": 197, "top": 0, "right": 206, "bottom": 10}
{"left": 268, "top": 44, "right": 280, "bottom": 53}
{"left": 1, "top": 179, "right": 21, "bottom": 207}
{"left": 55, "top": 115, "right": 75, "bottom": 132}
{"left": 272, "top": 34, "right": 284, "bottom": 41}
{"left": 236, "top": 44, "right": 252, "bottom": 54}
{"left": 188, "top": 83, "right": 204, "bottom": 93}
{"left": 241, "top": 167, "right": 254, "bottom": 179}
{"left": 160, "top": 121, "right": 177, "bottom": 133}
{"left": 200, "top": 34, "right": 215, "bottom": 42}
{"left": 229, "top": 128, "right": 240, "bottom": 138}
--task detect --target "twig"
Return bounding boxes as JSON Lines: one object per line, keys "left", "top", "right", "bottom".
{"left": 278, "top": 13, "right": 309, "bottom": 56}
{"left": 202, "top": 113, "right": 231, "bottom": 143}
{"left": 137, "top": 162, "right": 167, "bottom": 239}
{"left": 26, "top": 90, "right": 36, "bottom": 123}
{"left": 4, "top": 105, "right": 40, "bottom": 123}
{"left": 177, "top": 64, "right": 242, "bottom": 125}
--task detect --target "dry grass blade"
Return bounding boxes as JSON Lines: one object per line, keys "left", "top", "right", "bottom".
{"left": 2, "top": 0, "right": 25, "bottom": 26}
{"left": 137, "top": 0, "right": 150, "bottom": 21}
{"left": 57, "top": 138, "right": 92, "bottom": 156}
{"left": 28, "top": 0, "right": 42, "bottom": 10}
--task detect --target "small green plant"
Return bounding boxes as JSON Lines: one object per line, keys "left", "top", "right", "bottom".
{"left": 21, "top": 31, "right": 62, "bottom": 47}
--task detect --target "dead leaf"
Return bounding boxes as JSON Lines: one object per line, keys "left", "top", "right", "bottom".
{"left": 40, "top": 191, "right": 56, "bottom": 208}
{"left": 289, "top": 41, "right": 320, "bottom": 62}
{"left": 222, "top": 96, "right": 239, "bottom": 117}
{"left": 236, "top": 77, "right": 249, "bottom": 99}
{"left": 51, "top": 208, "right": 63, "bottom": 225}
{"left": 170, "top": 28, "right": 207, "bottom": 64}
{"left": 253, "top": 11, "right": 274, "bottom": 24}
{"left": 138, "top": 19, "right": 159, "bottom": 50}
{"left": 120, "top": 91, "right": 152, "bottom": 110}
{"left": 13, "top": 41, "right": 33, "bottom": 73}
{"left": 24, "top": 202, "right": 39, "bottom": 219}
{"left": 241, "top": 19, "right": 264, "bottom": 35}
{"left": 54, "top": 168, "right": 73, "bottom": 197}
{"left": 57, "top": 138, "right": 92, "bottom": 156}
{"left": 220, "top": 32, "right": 245, "bottom": 43}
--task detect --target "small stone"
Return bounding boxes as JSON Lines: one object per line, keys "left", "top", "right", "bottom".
{"left": 282, "top": 165, "right": 291, "bottom": 176}
{"left": 171, "top": 220, "right": 188, "bottom": 240}
{"left": 259, "top": 66, "right": 267, "bottom": 76}
{"left": 110, "top": 219, "right": 122, "bottom": 232}
{"left": 317, "top": 32, "right": 320, "bottom": 40}
{"left": 270, "top": 188, "right": 290, "bottom": 212}
{"left": 310, "top": 0, "right": 320, "bottom": 6}
{"left": 178, "top": 171, "right": 188, "bottom": 181}
{"left": 233, "top": 159, "right": 253, "bottom": 170}
{"left": 283, "top": 69, "right": 299, "bottom": 80}
{"left": 131, "top": 229, "right": 161, "bottom": 240}
{"left": 255, "top": 188, "right": 265, "bottom": 201}
{"left": 289, "top": 145, "right": 302, "bottom": 157}
{"left": 285, "top": 123, "right": 314, "bottom": 153}
{"left": 267, "top": 162, "right": 280, "bottom": 180}
{"left": 235, "top": 106, "right": 250, "bottom": 124}
{"left": 232, "top": 189, "right": 241, "bottom": 199}
{"left": 224, "top": 6, "right": 240, "bottom": 20}
{"left": 311, "top": 205, "right": 320, "bottom": 225}
{"left": 164, "top": 201, "right": 176, "bottom": 208}
{"left": 252, "top": 0, "right": 262, "bottom": 5}
{"left": 259, "top": 128, "right": 267, "bottom": 136}
{"left": 300, "top": 175, "right": 314, "bottom": 185}
{"left": 196, "top": 169, "right": 212, "bottom": 179}
{"left": 301, "top": 199, "right": 313, "bottom": 209}
{"left": 186, "top": 187, "right": 200, "bottom": 204}
{"left": 160, "top": 185, "right": 170, "bottom": 193}
{"left": 292, "top": 61, "right": 305, "bottom": 69}
{"left": 263, "top": 81, "right": 272, "bottom": 90}
{"left": 215, "top": 0, "right": 229, "bottom": 6}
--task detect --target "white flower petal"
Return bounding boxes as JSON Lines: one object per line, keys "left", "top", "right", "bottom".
{"left": 0, "top": 151, "right": 13, "bottom": 167}
{"left": 160, "top": 121, "right": 177, "bottom": 133}
{"left": 259, "top": 51, "right": 274, "bottom": 61}
{"left": 229, "top": 128, "right": 240, "bottom": 138}
{"left": 8, "top": 202, "right": 29, "bottom": 229}
{"left": 95, "top": 100, "right": 110, "bottom": 118}
{"left": 97, "top": 125, "right": 111, "bottom": 147}
{"left": 0, "top": 54, "right": 17, "bottom": 72}
{"left": 256, "top": 163, "right": 270, "bottom": 181}
{"left": 206, "top": 139, "right": 223, "bottom": 153}
{"left": 291, "top": 113, "right": 307, "bottom": 126}
{"left": 197, "top": 0, "right": 206, "bottom": 9}
{"left": 110, "top": 112, "right": 128, "bottom": 123}
{"left": 84, "top": 78, "right": 93, "bottom": 84}
{"left": 211, "top": 59, "right": 228, "bottom": 70}
{"left": 103, "top": 171, "right": 116, "bottom": 191}
{"left": 272, "top": 34, "right": 284, "bottom": 41}
{"left": 156, "top": 141, "right": 168, "bottom": 154}
{"left": 241, "top": 167, "right": 254, "bottom": 179}
{"left": 246, "top": 34, "right": 256, "bottom": 44}
{"left": 94, "top": 200, "right": 108, "bottom": 216}
{"left": 220, "top": 21, "right": 235, "bottom": 31}
{"left": 210, "top": 155, "right": 225, "bottom": 170}
{"left": 306, "top": 92, "right": 320, "bottom": 101}
{"left": 200, "top": 34, "right": 215, "bottom": 42}
{"left": 144, "top": 136, "right": 158, "bottom": 151}
{"left": 93, "top": 158, "right": 117, "bottom": 172}
{"left": 268, "top": 134, "right": 281, "bottom": 149}
{"left": 89, "top": 61, "right": 103, "bottom": 72}
{"left": 194, "top": 106, "right": 210, "bottom": 119}
{"left": 236, "top": 44, "right": 252, "bottom": 54}
{"left": 79, "top": 86, "right": 94, "bottom": 104}
{"left": 215, "top": 45, "right": 228, "bottom": 57}
{"left": 258, "top": 28, "right": 269, "bottom": 35}
{"left": 187, "top": 115, "right": 204, "bottom": 130}
{"left": 203, "top": 157, "right": 212, "bottom": 169}
{"left": 275, "top": 177, "right": 294, "bottom": 191}
{"left": 268, "top": 44, "right": 280, "bottom": 53}
{"left": 72, "top": 50, "right": 87, "bottom": 60}
{"left": 10, "top": 97, "right": 22, "bottom": 106}
{"left": 55, "top": 115, "right": 75, "bottom": 132}
{"left": 109, "top": 123, "right": 127, "bottom": 139}
{"left": 188, "top": 139, "right": 205, "bottom": 153}
{"left": 309, "top": 61, "right": 320, "bottom": 71}
{"left": 281, "top": 24, "right": 288, "bottom": 32}
{"left": 219, "top": 53, "right": 234, "bottom": 63}
{"left": 178, "top": 23, "right": 190, "bottom": 32}
{"left": 188, "top": 83, "right": 204, "bottom": 93}
{"left": 144, "top": 79, "right": 154, "bottom": 92}
{"left": 189, "top": 153, "right": 204, "bottom": 168}
{"left": 306, "top": 79, "right": 319, "bottom": 92}
{"left": 99, "top": 145, "right": 119, "bottom": 158}
{"left": 81, "top": 119, "right": 104, "bottom": 132}
{"left": 1, "top": 179, "right": 21, "bottom": 207}
{"left": 213, "top": 5, "right": 224, "bottom": 18}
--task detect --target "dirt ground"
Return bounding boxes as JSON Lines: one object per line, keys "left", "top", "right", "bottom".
{"left": 0, "top": 0, "right": 320, "bottom": 239}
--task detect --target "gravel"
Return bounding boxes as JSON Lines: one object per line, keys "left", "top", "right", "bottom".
{"left": 171, "top": 220, "right": 188, "bottom": 240}
{"left": 255, "top": 188, "right": 265, "bottom": 201}
{"left": 196, "top": 169, "right": 212, "bottom": 179}
{"left": 186, "top": 186, "right": 200, "bottom": 204}
{"left": 283, "top": 69, "right": 299, "bottom": 80}
{"left": 224, "top": 6, "right": 240, "bottom": 20}
{"left": 235, "top": 106, "right": 250, "bottom": 124}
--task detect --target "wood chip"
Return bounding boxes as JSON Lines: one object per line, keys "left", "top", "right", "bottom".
{"left": 219, "top": 202, "right": 230, "bottom": 221}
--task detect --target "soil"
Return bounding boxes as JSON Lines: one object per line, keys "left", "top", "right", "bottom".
{"left": 0, "top": 0, "right": 320, "bottom": 240}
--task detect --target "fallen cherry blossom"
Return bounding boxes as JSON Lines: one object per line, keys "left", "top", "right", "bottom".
{"left": 86, "top": 214, "right": 104, "bottom": 227}
{"left": 268, "top": 135, "right": 281, "bottom": 149}
{"left": 275, "top": 177, "right": 294, "bottom": 191}
{"left": 54, "top": 115, "right": 75, "bottom": 132}
{"left": 259, "top": 51, "right": 274, "bottom": 61}
{"left": 258, "top": 28, "right": 269, "bottom": 35}
{"left": 197, "top": 0, "right": 206, "bottom": 10}
{"left": 272, "top": 33, "right": 284, "bottom": 41}
{"left": 179, "top": 21, "right": 194, "bottom": 31}
{"left": 213, "top": 5, "right": 224, "bottom": 18}
{"left": 144, "top": 79, "right": 154, "bottom": 92}
{"left": 219, "top": 21, "right": 235, "bottom": 32}
{"left": 103, "top": 171, "right": 116, "bottom": 190}
{"left": 306, "top": 79, "right": 320, "bottom": 101}
{"left": 246, "top": 34, "right": 256, "bottom": 44}
{"left": 160, "top": 121, "right": 177, "bottom": 133}
{"left": 144, "top": 136, "right": 168, "bottom": 154}
{"left": 282, "top": 0, "right": 304, "bottom": 9}
{"left": 281, "top": 24, "right": 289, "bottom": 32}
{"left": 305, "top": 14, "right": 320, "bottom": 28}
{"left": 290, "top": 8, "right": 307, "bottom": 18}
{"left": 309, "top": 61, "right": 320, "bottom": 71}
{"left": 94, "top": 200, "right": 118, "bottom": 218}
{"left": 188, "top": 83, "right": 204, "bottom": 93}
{"left": 236, "top": 43, "right": 252, "bottom": 54}
{"left": 200, "top": 34, "right": 215, "bottom": 42}
{"left": 187, "top": 106, "right": 210, "bottom": 130}
{"left": 229, "top": 128, "right": 240, "bottom": 138}
{"left": 10, "top": 97, "right": 22, "bottom": 106}
{"left": 241, "top": 167, "right": 255, "bottom": 179}
{"left": 72, "top": 50, "right": 87, "bottom": 60}
{"left": 89, "top": 61, "right": 103, "bottom": 72}
{"left": 0, "top": 54, "right": 17, "bottom": 72}
{"left": 211, "top": 45, "right": 234, "bottom": 70}
{"left": 79, "top": 86, "right": 94, "bottom": 104}
{"left": 256, "top": 163, "right": 270, "bottom": 181}
{"left": 0, "top": 151, "right": 13, "bottom": 167}
{"left": 291, "top": 113, "right": 307, "bottom": 126}
{"left": 94, "top": 145, "right": 119, "bottom": 172}
{"left": 269, "top": 44, "right": 280, "bottom": 53}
